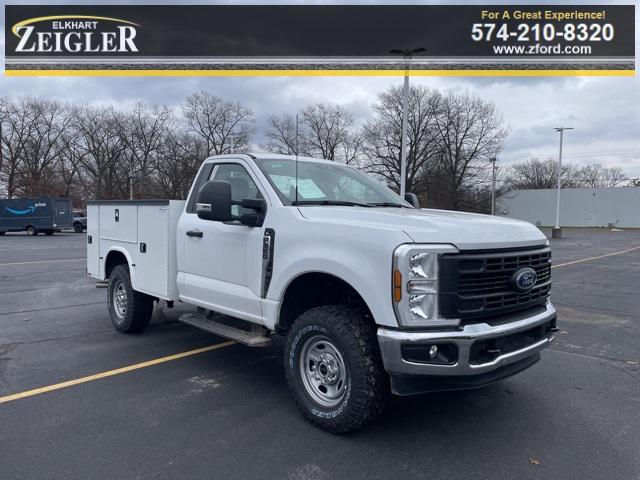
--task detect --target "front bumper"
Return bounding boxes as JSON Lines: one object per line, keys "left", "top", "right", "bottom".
{"left": 377, "top": 304, "right": 556, "bottom": 394}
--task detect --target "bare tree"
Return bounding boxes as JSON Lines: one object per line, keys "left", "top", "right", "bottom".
{"left": 0, "top": 98, "right": 37, "bottom": 198}
{"left": 263, "top": 114, "right": 302, "bottom": 155}
{"left": 431, "top": 90, "right": 510, "bottom": 209}
{"left": 301, "top": 104, "right": 354, "bottom": 160}
{"left": 263, "top": 104, "right": 361, "bottom": 163}
{"left": 15, "top": 98, "right": 71, "bottom": 197}
{"left": 505, "top": 158, "right": 579, "bottom": 190}
{"left": 57, "top": 133, "right": 87, "bottom": 202}
{"left": 154, "top": 131, "right": 207, "bottom": 199}
{"left": 341, "top": 131, "right": 364, "bottom": 166}
{"left": 72, "top": 105, "right": 127, "bottom": 200}
{"left": 183, "top": 91, "right": 255, "bottom": 156}
{"left": 361, "top": 85, "right": 441, "bottom": 194}
{"left": 575, "top": 163, "right": 627, "bottom": 188}
{"left": 627, "top": 178, "right": 640, "bottom": 187}
{"left": 115, "top": 102, "right": 171, "bottom": 198}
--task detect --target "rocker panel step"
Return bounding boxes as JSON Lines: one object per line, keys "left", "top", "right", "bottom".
{"left": 179, "top": 313, "right": 272, "bottom": 347}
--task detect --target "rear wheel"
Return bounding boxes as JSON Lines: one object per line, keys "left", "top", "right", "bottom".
{"left": 108, "top": 264, "right": 154, "bottom": 333}
{"left": 26, "top": 226, "right": 38, "bottom": 236}
{"left": 73, "top": 223, "right": 83, "bottom": 233}
{"left": 284, "top": 305, "right": 387, "bottom": 433}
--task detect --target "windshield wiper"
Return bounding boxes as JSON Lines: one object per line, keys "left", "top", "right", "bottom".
{"left": 292, "top": 200, "right": 372, "bottom": 207}
{"left": 367, "top": 202, "right": 411, "bottom": 208}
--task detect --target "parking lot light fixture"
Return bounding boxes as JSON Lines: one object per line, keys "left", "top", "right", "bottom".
{"left": 389, "top": 47, "right": 426, "bottom": 198}
{"left": 552, "top": 127, "right": 574, "bottom": 239}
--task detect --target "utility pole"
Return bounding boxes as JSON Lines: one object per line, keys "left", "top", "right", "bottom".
{"left": 553, "top": 127, "right": 574, "bottom": 239}
{"left": 490, "top": 157, "right": 497, "bottom": 215}
{"left": 389, "top": 47, "right": 426, "bottom": 198}
{"left": 400, "top": 72, "right": 409, "bottom": 198}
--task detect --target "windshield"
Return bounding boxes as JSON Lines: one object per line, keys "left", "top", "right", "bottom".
{"left": 256, "top": 159, "right": 409, "bottom": 207}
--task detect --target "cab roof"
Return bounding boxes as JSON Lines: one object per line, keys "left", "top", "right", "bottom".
{"left": 204, "top": 153, "right": 337, "bottom": 165}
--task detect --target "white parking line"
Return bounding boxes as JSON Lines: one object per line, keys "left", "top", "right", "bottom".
{"left": 552, "top": 245, "right": 640, "bottom": 269}
{"left": 0, "top": 258, "right": 86, "bottom": 267}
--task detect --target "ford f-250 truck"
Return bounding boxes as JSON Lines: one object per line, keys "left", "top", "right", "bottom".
{"left": 87, "top": 153, "right": 556, "bottom": 433}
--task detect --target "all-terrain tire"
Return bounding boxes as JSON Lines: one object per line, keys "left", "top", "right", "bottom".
{"left": 107, "top": 264, "right": 154, "bottom": 333}
{"left": 284, "top": 305, "right": 388, "bottom": 434}
{"left": 26, "top": 226, "right": 38, "bottom": 236}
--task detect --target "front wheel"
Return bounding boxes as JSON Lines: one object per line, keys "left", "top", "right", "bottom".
{"left": 44, "top": 230, "right": 54, "bottom": 236}
{"left": 284, "top": 305, "right": 387, "bottom": 433}
{"left": 107, "top": 264, "right": 154, "bottom": 333}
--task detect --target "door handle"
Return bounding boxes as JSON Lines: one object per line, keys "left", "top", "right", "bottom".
{"left": 186, "top": 230, "right": 203, "bottom": 238}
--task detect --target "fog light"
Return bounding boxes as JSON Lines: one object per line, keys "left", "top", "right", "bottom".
{"left": 401, "top": 343, "right": 458, "bottom": 365}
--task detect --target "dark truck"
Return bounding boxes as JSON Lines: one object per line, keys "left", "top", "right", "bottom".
{"left": 72, "top": 209, "right": 87, "bottom": 233}
{"left": 0, "top": 197, "right": 73, "bottom": 236}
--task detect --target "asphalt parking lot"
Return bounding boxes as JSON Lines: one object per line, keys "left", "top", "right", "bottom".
{"left": 1, "top": 228, "right": 639, "bottom": 480}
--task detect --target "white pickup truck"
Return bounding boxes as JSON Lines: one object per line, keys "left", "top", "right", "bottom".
{"left": 87, "top": 153, "right": 557, "bottom": 433}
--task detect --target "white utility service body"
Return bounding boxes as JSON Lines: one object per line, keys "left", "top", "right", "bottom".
{"left": 87, "top": 200, "right": 184, "bottom": 301}
{"left": 88, "top": 153, "right": 557, "bottom": 433}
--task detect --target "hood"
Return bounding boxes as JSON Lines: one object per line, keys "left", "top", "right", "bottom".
{"left": 298, "top": 206, "right": 547, "bottom": 251}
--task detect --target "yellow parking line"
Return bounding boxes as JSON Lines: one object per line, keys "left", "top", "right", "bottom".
{"left": 552, "top": 245, "right": 640, "bottom": 269}
{"left": 0, "top": 258, "right": 85, "bottom": 266}
{"left": 0, "top": 340, "right": 235, "bottom": 405}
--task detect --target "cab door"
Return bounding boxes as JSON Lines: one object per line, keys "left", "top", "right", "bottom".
{"left": 178, "top": 161, "right": 267, "bottom": 324}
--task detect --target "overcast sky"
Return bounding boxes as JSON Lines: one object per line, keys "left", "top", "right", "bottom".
{"left": 2, "top": 1, "right": 639, "bottom": 178}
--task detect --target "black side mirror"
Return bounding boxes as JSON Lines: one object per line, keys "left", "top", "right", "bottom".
{"left": 239, "top": 199, "right": 266, "bottom": 227}
{"left": 196, "top": 180, "right": 232, "bottom": 221}
{"left": 239, "top": 213, "right": 261, "bottom": 227}
{"left": 241, "top": 198, "right": 265, "bottom": 213}
{"left": 404, "top": 192, "right": 420, "bottom": 209}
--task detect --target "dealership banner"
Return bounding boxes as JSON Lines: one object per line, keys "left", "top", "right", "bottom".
{"left": 4, "top": 4, "right": 635, "bottom": 76}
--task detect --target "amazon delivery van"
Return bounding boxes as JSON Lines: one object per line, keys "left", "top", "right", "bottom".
{"left": 0, "top": 197, "right": 73, "bottom": 236}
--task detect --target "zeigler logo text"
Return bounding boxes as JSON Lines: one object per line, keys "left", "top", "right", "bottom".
{"left": 12, "top": 15, "right": 139, "bottom": 53}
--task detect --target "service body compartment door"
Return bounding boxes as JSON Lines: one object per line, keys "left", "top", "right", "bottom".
{"left": 135, "top": 205, "right": 170, "bottom": 298}
{"left": 99, "top": 205, "right": 138, "bottom": 243}
{"left": 86, "top": 205, "right": 101, "bottom": 278}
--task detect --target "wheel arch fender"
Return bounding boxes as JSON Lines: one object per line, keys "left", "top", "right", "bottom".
{"left": 103, "top": 247, "right": 137, "bottom": 288}
{"left": 272, "top": 261, "right": 389, "bottom": 333}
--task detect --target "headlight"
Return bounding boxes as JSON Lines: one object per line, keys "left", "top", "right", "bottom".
{"left": 392, "top": 244, "right": 460, "bottom": 328}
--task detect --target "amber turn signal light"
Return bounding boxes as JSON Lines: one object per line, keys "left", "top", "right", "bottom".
{"left": 393, "top": 269, "right": 402, "bottom": 302}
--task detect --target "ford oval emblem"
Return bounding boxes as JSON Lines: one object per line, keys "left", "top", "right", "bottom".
{"left": 512, "top": 267, "right": 537, "bottom": 292}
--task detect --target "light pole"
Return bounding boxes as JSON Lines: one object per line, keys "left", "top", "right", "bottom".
{"left": 490, "top": 157, "right": 497, "bottom": 215}
{"left": 389, "top": 47, "right": 426, "bottom": 198}
{"left": 552, "top": 127, "right": 574, "bottom": 239}
{"left": 129, "top": 159, "right": 134, "bottom": 200}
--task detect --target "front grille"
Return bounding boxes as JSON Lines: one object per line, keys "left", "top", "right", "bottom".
{"left": 439, "top": 247, "right": 551, "bottom": 323}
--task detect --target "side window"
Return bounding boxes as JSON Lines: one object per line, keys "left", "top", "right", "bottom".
{"left": 186, "top": 163, "right": 214, "bottom": 214}
{"left": 210, "top": 164, "right": 263, "bottom": 217}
